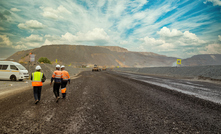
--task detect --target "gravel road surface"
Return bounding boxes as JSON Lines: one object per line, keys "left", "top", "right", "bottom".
{"left": 0, "top": 71, "right": 221, "bottom": 133}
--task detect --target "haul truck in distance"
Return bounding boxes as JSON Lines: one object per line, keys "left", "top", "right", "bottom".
{"left": 102, "top": 66, "right": 106, "bottom": 71}
{"left": 92, "top": 64, "right": 99, "bottom": 71}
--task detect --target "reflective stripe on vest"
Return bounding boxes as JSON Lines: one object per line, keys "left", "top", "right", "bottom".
{"left": 32, "top": 72, "right": 43, "bottom": 86}
{"left": 61, "top": 88, "right": 66, "bottom": 93}
{"left": 52, "top": 70, "right": 62, "bottom": 78}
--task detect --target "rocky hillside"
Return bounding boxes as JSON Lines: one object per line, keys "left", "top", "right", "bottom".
{"left": 6, "top": 45, "right": 221, "bottom": 67}
{"left": 98, "top": 46, "right": 128, "bottom": 52}
{"left": 6, "top": 45, "right": 177, "bottom": 67}
{"left": 182, "top": 54, "right": 221, "bottom": 66}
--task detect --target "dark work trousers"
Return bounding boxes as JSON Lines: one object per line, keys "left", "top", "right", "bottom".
{"left": 33, "top": 86, "right": 42, "bottom": 101}
{"left": 61, "top": 81, "right": 68, "bottom": 98}
{"left": 53, "top": 83, "right": 61, "bottom": 98}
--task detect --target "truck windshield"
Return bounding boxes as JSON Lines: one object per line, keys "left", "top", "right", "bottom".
{"left": 16, "top": 65, "right": 26, "bottom": 70}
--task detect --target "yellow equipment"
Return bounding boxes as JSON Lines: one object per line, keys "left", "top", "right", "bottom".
{"left": 92, "top": 64, "right": 99, "bottom": 71}
{"left": 102, "top": 66, "right": 106, "bottom": 71}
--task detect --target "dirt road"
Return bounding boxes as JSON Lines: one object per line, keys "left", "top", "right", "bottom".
{"left": 0, "top": 71, "right": 221, "bottom": 133}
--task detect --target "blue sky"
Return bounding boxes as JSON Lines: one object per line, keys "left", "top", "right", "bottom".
{"left": 0, "top": 0, "right": 221, "bottom": 58}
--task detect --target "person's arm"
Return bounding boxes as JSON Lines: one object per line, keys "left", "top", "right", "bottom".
{"left": 68, "top": 72, "right": 70, "bottom": 84}
{"left": 31, "top": 73, "right": 33, "bottom": 81}
{"left": 50, "top": 72, "right": 55, "bottom": 85}
{"left": 51, "top": 77, "right": 54, "bottom": 83}
{"left": 42, "top": 74, "right": 46, "bottom": 82}
{"left": 61, "top": 72, "right": 63, "bottom": 81}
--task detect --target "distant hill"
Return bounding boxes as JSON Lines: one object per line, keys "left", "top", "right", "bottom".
{"left": 6, "top": 45, "right": 177, "bottom": 67}
{"left": 6, "top": 45, "right": 221, "bottom": 67}
{"left": 182, "top": 54, "right": 221, "bottom": 66}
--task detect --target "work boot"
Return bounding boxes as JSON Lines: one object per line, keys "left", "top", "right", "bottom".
{"left": 56, "top": 97, "right": 60, "bottom": 103}
{"left": 35, "top": 100, "right": 39, "bottom": 104}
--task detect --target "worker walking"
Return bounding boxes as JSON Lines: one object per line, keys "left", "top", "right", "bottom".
{"left": 50, "top": 65, "right": 63, "bottom": 102}
{"left": 61, "top": 65, "right": 70, "bottom": 98}
{"left": 31, "top": 65, "right": 46, "bottom": 104}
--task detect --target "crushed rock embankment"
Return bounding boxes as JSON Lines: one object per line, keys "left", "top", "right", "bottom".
{"left": 114, "top": 65, "right": 221, "bottom": 81}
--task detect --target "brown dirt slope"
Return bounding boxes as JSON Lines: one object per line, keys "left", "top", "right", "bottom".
{"left": 6, "top": 45, "right": 176, "bottom": 67}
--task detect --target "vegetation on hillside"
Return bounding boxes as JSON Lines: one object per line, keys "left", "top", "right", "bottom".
{"left": 38, "top": 57, "right": 52, "bottom": 64}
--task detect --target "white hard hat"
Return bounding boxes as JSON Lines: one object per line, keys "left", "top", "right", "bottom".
{"left": 61, "top": 65, "right": 65, "bottom": 68}
{"left": 56, "top": 64, "right": 60, "bottom": 68}
{"left": 35, "top": 65, "right": 41, "bottom": 70}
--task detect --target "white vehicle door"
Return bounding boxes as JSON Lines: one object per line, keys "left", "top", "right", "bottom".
{"left": 0, "top": 65, "right": 10, "bottom": 79}
{"left": 10, "top": 65, "right": 19, "bottom": 79}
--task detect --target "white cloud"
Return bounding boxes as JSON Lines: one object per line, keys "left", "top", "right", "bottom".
{"left": 13, "top": 44, "right": 27, "bottom": 49}
{"left": 139, "top": 35, "right": 175, "bottom": 53}
{"left": 57, "top": 5, "right": 72, "bottom": 14}
{"left": 44, "top": 34, "right": 61, "bottom": 40}
{"left": 41, "top": 5, "right": 71, "bottom": 19}
{"left": 157, "top": 27, "right": 183, "bottom": 37}
{"left": 218, "top": 35, "right": 221, "bottom": 41}
{"left": 44, "top": 35, "right": 51, "bottom": 38}
{"left": 81, "top": 28, "right": 110, "bottom": 41}
{"left": 0, "top": 35, "right": 12, "bottom": 47}
{"left": 120, "top": 41, "right": 129, "bottom": 45}
{"left": 42, "top": 11, "right": 59, "bottom": 19}
{"left": 157, "top": 27, "right": 206, "bottom": 46}
{"left": 0, "top": 35, "right": 27, "bottom": 49}
{"left": 140, "top": 36, "right": 165, "bottom": 46}
{"left": 67, "top": 28, "right": 109, "bottom": 42}
{"left": 130, "top": 0, "right": 149, "bottom": 12}
{"left": 183, "top": 31, "right": 199, "bottom": 40}
{"left": 138, "top": 27, "right": 208, "bottom": 57}
{"left": 204, "top": 0, "right": 221, "bottom": 6}
{"left": 18, "top": 20, "right": 45, "bottom": 29}
{"left": 25, "top": 42, "right": 42, "bottom": 47}
{"left": 10, "top": 8, "right": 21, "bottom": 12}
{"left": 43, "top": 39, "right": 53, "bottom": 45}
{"left": 183, "top": 31, "right": 206, "bottom": 44}
{"left": 61, "top": 32, "right": 76, "bottom": 42}
{"left": 44, "top": 28, "right": 110, "bottom": 45}
{"left": 22, "top": 34, "right": 43, "bottom": 42}
{"left": 200, "top": 43, "right": 221, "bottom": 54}
{"left": 15, "top": 34, "right": 44, "bottom": 49}
{"left": 16, "top": 40, "right": 42, "bottom": 48}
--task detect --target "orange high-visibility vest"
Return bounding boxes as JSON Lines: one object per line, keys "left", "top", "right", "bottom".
{"left": 52, "top": 70, "right": 63, "bottom": 79}
{"left": 62, "top": 70, "right": 70, "bottom": 80}
{"left": 32, "top": 72, "right": 43, "bottom": 86}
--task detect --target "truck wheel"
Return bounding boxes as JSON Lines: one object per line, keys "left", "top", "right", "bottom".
{"left": 10, "top": 75, "right": 17, "bottom": 81}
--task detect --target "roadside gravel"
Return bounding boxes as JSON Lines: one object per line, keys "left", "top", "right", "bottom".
{"left": 0, "top": 71, "right": 220, "bottom": 133}
{"left": 114, "top": 65, "right": 221, "bottom": 81}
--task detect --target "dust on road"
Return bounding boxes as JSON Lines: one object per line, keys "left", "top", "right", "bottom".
{"left": 0, "top": 71, "right": 221, "bottom": 133}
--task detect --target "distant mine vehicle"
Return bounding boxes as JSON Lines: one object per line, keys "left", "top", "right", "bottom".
{"left": 102, "top": 66, "right": 106, "bottom": 71}
{"left": 92, "top": 64, "right": 99, "bottom": 71}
